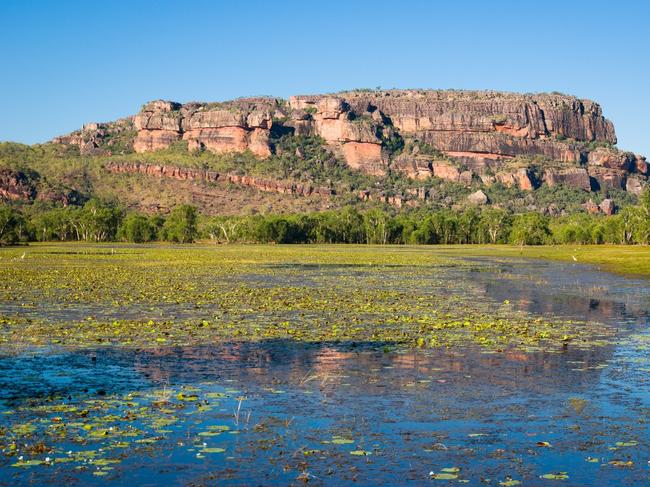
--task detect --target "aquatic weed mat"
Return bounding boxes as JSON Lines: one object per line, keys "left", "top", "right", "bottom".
{"left": 0, "top": 244, "right": 614, "bottom": 352}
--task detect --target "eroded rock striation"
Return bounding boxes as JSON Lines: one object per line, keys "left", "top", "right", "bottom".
{"left": 132, "top": 99, "right": 276, "bottom": 158}
{"left": 104, "top": 162, "right": 334, "bottom": 198}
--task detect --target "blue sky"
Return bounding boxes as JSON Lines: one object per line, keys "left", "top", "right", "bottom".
{"left": 1, "top": 0, "right": 648, "bottom": 154}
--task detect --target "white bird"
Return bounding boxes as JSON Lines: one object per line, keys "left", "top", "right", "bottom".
{"left": 20, "top": 252, "right": 26, "bottom": 260}
{"left": 572, "top": 255, "right": 578, "bottom": 262}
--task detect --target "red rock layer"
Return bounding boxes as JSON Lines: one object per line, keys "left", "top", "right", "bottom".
{"left": 104, "top": 162, "right": 333, "bottom": 198}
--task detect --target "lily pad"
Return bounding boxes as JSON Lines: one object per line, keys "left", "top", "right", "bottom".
{"left": 201, "top": 447, "right": 226, "bottom": 454}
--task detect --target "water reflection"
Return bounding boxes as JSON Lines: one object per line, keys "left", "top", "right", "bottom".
{"left": 1, "top": 257, "right": 649, "bottom": 485}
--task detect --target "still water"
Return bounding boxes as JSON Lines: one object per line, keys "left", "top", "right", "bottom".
{"left": 1, "top": 256, "right": 648, "bottom": 485}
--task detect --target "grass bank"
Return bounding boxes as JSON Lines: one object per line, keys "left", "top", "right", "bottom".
{"left": 437, "top": 244, "right": 650, "bottom": 278}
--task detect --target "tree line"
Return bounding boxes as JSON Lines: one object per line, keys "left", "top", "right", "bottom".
{"left": 1, "top": 189, "right": 649, "bottom": 246}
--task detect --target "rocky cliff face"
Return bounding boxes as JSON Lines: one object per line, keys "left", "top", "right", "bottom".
{"left": 53, "top": 89, "right": 648, "bottom": 195}
{"left": 133, "top": 98, "right": 276, "bottom": 158}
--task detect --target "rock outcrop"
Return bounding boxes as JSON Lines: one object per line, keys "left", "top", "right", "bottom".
{"left": 52, "top": 119, "right": 135, "bottom": 155}
{"left": 133, "top": 99, "right": 276, "bottom": 158}
{"left": 104, "top": 162, "right": 334, "bottom": 198}
{"left": 582, "top": 198, "right": 617, "bottom": 215}
{"left": 0, "top": 169, "right": 35, "bottom": 201}
{"left": 543, "top": 168, "right": 592, "bottom": 192}
{"left": 104, "top": 161, "right": 441, "bottom": 209}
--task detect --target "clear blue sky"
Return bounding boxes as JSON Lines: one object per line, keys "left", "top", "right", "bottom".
{"left": 1, "top": 0, "right": 648, "bottom": 154}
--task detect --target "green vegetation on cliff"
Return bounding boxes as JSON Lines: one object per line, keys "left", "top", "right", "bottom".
{"left": 0, "top": 140, "right": 638, "bottom": 218}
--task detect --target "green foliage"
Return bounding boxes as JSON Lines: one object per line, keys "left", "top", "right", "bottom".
{"left": 77, "top": 199, "right": 123, "bottom": 241}
{"left": 162, "top": 205, "right": 198, "bottom": 243}
{"left": 0, "top": 205, "right": 26, "bottom": 245}
{"left": 509, "top": 213, "right": 550, "bottom": 246}
{"left": 29, "top": 207, "right": 79, "bottom": 241}
{"left": 478, "top": 208, "right": 512, "bottom": 244}
{"left": 641, "top": 186, "right": 650, "bottom": 215}
{"left": 5, "top": 198, "right": 650, "bottom": 246}
{"left": 117, "top": 213, "right": 157, "bottom": 243}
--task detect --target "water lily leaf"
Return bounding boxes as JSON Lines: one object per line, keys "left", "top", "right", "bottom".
{"left": 201, "top": 447, "right": 225, "bottom": 454}
{"left": 198, "top": 431, "right": 221, "bottom": 437}
{"left": 93, "top": 458, "right": 120, "bottom": 466}
{"left": 540, "top": 472, "right": 569, "bottom": 480}
{"left": 134, "top": 437, "right": 159, "bottom": 444}
{"left": 205, "top": 392, "right": 227, "bottom": 399}
{"left": 614, "top": 441, "right": 638, "bottom": 447}
{"left": 350, "top": 450, "right": 371, "bottom": 456}
{"left": 11, "top": 459, "right": 43, "bottom": 467}
{"left": 430, "top": 472, "right": 458, "bottom": 480}
{"left": 176, "top": 393, "right": 198, "bottom": 401}
{"left": 499, "top": 480, "right": 521, "bottom": 486}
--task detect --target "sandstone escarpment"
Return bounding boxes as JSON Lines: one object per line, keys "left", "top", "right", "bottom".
{"left": 52, "top": 89, "right": 647, "bottom": 195}
{"left": 291, "top": 90, "right": 614, "bottom": 167}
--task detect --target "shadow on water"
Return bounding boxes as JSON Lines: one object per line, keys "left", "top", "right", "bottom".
{"left": 1, "top": 337, "right": 647, "bottom": 485}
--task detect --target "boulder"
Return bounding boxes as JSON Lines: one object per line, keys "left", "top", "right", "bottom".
{"left": 626, "top": 176, "right": 646, "bottom": 195}
{"left": 431, "top": 161, "right": 461, "bottom": 182}
{"left": 391, "top": 154, "right": 432, "bottom": 179}
{"left": 599, "top": 198, "right": 616, "bottom": 215}
{"left": 543, "top": 167, "right": 591, "bottom": 191}
{"left": 341, "top": 142, "right": 387, "bottom": 176}
{"left": 495, "top": 168, "right": 535, "bottom": 190}
{"left": 583, "top": 199, "right": 600, "bottom": 214}
{"left": 468, "top": 190, "right": 489, "bottom": 205}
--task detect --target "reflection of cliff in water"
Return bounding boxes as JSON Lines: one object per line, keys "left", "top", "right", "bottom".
{"left": 463, "top": 258, "right": 650, "bottom": 327}
{"left": 131, "top": 340, "right": 616, "bottom": 399}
